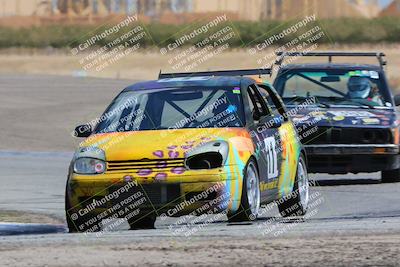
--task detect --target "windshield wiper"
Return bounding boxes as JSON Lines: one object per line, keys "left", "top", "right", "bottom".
{"left": 315, "top": 102, "right": 331, "bottom": 108}
{"left": 346, "top": 101, "right": 376, "bottom": 109}
{"left": 353, "top": 102, "right": 376, "bottom": 109}
{"left": 310, "top": 96, "right": 376, "bottom": 109}
{"left": 283, "top": 96, "right": 310, "bottom": 104}
{"left": 283, "top": 96, "right": 330, "bottom": 108}
{"left": 283, "top": 96, "right": 308, "bottom": 101}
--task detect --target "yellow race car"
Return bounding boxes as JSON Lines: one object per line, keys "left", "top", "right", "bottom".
{"left": 65, "top": 69, "right": 309, "bottom": 233}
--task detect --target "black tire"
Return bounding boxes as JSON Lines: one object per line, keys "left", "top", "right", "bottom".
{"left": 66, "top": 213, "right": 100, "bottom": 233}
{"left": 278, "top": 154, "right": 309, "bottom": 217}
{"left": 65, "top": 190, "right": 101, "bottom": 233}
{"left": 65, "top": 194, "right": 85, "bottom": 233}
{"left": 128, "top": 214, "right": 156, "bottom": 230}
{"left": 228, "top": 159, "right": 260, "bottom": 222}
{"left": 381, "top": 169, "right": 400, "bottom": 183}
{"left": 65, "top": 188, "right": 80, "bottom": 233}
{"left": 65, "top": 212, "right": 80, "bottom": 233}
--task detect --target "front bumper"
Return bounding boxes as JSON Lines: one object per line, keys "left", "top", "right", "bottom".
{"left": 66, "top": 167, "right": 242, "bottom": 224}
{"left": 306, "top": 144, "right": 399, "bottom": 155}
{"left": 305, "top": 144, "right": 400, "bottom": 174}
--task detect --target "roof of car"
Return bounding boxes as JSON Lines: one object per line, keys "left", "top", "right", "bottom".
{"left": 123, "top": 76, "right": 255, "bottom": 91}
{"left": 279, "top": 63, "right": 382, "bottom": 71}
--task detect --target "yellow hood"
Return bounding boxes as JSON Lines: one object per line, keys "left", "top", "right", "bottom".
{"left": 80, "top": 128, "right": 254, "bottom": 161}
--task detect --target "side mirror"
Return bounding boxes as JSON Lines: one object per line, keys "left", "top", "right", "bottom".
{"left": 394, "top": 94, "right": 400, "bottom": 106}
{"left": 74, "top": 124, "right": 92, "bottom": 138}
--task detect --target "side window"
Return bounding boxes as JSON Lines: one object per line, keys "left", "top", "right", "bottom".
{"left": 246, "top": 90, "right": 255, "bottom": 113}
{"left": 257, "top": 84, "right": 288, "bottom": 121}
{"left": 247, "top": 85, "right": 271, "bottom": 121}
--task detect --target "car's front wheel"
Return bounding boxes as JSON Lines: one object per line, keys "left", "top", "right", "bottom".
{"left": 381, "top": 169, "right": 400, "bottom": 183}
{"left": 228, "top": 159, "right": 260, "bottom": 222}
{"left": 65, "top": 189, "right": 102, "bottom": 233}
{"left": 278, "top": 154, "right": 309, "bottom": 217}
{"left": 66, "top": 210, "right": 80, "bottom": 233}
{"left": 128, "top": 214, "right": 156, "bottom": 230}
{"left": 65, "top": 191, "right": 81, "bottom": 233}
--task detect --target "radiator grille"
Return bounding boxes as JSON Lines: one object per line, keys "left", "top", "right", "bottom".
{"left": 300, "top": 126, "right": 392, "bottom": 145}
{"left": 106, "top": 158, "right": 185, "bottom": 173}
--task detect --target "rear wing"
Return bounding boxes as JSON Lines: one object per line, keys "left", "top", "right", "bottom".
{"left": 158, "top": 68, "right": 272, "bottom": 79}
{"left": 275, "top": 51, "right": 387, "bottom": 69}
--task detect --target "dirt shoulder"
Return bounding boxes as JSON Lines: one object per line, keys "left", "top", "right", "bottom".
{"left": 1, "top": 232, "right": 399, "bottom": 267}
{"left": 0, "top": 210, "right": 63, "bottom": 224}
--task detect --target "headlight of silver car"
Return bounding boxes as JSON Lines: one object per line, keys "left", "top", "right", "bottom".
{"left": 185, "top": 141, "right": 229, "bottom": 170}
{"left": 73, "top": 158, "right": 106, "bottom": 174}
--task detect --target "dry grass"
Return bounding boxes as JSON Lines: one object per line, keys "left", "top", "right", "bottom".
{"left": 0, "top": 45, "right": 399, "bottom": 90}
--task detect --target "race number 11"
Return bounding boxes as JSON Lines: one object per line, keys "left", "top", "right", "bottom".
{"left": 264, "top": 136, "right": 278, "bottom": 179}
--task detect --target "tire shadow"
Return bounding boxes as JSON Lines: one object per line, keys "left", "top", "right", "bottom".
{"left": 310, "top": 178, "right": 381, "bottom": 186}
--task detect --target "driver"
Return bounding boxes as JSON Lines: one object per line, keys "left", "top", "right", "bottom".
{"left": 347, "top": 76, "right": 383, "bottom": 105}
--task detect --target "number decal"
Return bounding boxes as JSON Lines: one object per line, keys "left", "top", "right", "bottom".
{"left": 264, "top": 136, "right": 278, "bottom": 179}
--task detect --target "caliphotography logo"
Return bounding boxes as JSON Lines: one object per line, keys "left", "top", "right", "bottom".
{"left": 0, "top": 0, "right": 400, "bottom": 267}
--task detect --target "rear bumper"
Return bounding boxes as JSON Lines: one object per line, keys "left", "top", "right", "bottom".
{"left": 305, "top": 144, "right": 400, "bottom": 174}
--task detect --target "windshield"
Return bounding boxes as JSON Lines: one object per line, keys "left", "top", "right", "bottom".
{"left": 94, "top": 86, "right": 245, "bottom": 133}
{"left": 274, "top": 69, "right": 392, "bottom": 108}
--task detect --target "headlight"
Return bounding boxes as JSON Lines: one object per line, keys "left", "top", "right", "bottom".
{"left": 186, "top": 152, "right": 223, "bottom": 169}
{"left": 185, "top": 141, "right": 229, "bottom": 170}
{"left": 73, "top": 158, "right": 106, "bottom": 174}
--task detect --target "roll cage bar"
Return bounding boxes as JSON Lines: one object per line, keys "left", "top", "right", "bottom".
{"left": 275, "top": 51, "right": 387, "bottom": 70}
{"left": 158, "top": 68, "right": 272, "bottom": 79}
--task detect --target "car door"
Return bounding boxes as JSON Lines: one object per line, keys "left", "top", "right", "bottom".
{"left": 257, "top": 83, "right": 301, "bottom": 197}
{"left": 245, "top": 84, "right": 282, "bottom": 203}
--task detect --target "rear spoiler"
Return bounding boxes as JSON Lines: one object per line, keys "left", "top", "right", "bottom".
{"left": 275, "top": 51, "right": 387, "bottom": 69}
{"left": 158, "top": 68, "right": 272, "bottom": 79}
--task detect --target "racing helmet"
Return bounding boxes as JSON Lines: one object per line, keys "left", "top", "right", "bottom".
{"left": 347, "top": 76, "right": 371, "bottom": 99}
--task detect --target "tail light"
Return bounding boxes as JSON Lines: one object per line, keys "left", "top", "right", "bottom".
{"left": 392, "top": 127, "right": 399, "bottom": 144}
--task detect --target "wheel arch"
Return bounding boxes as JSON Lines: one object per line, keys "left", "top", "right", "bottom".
{"left": 245, "top": 155, "right": 259, "bottom": 176}
{"left": 300, "top": 147, "right": 308, "bottom": 168}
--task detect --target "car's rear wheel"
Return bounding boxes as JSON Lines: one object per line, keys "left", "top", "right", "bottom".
{"left": 128, "top": 214, "right": 156, "bottom": 230}
{"left": 381, "top": 169, "right": 400, "bottom": 183}
{"left": 278, "top": 154, "right": 309, "bottom": 217}
{"left": 228, "top": 159, "right": 260, "bottom": 222}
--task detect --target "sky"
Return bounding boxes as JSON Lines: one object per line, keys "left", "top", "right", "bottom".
{"left": 378, "top": 0, "right": 393, "bottom": 7}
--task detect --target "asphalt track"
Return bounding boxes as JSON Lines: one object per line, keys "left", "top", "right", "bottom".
{"left": 0, "top": 75, "right": 399, "bottom": 266}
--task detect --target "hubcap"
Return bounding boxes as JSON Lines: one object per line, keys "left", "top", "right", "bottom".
{"left": 297, "top": 159, "right": 309, "bottom": 209}
{"left": 246, "top": 162, "right": 260, "bottom": 217}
